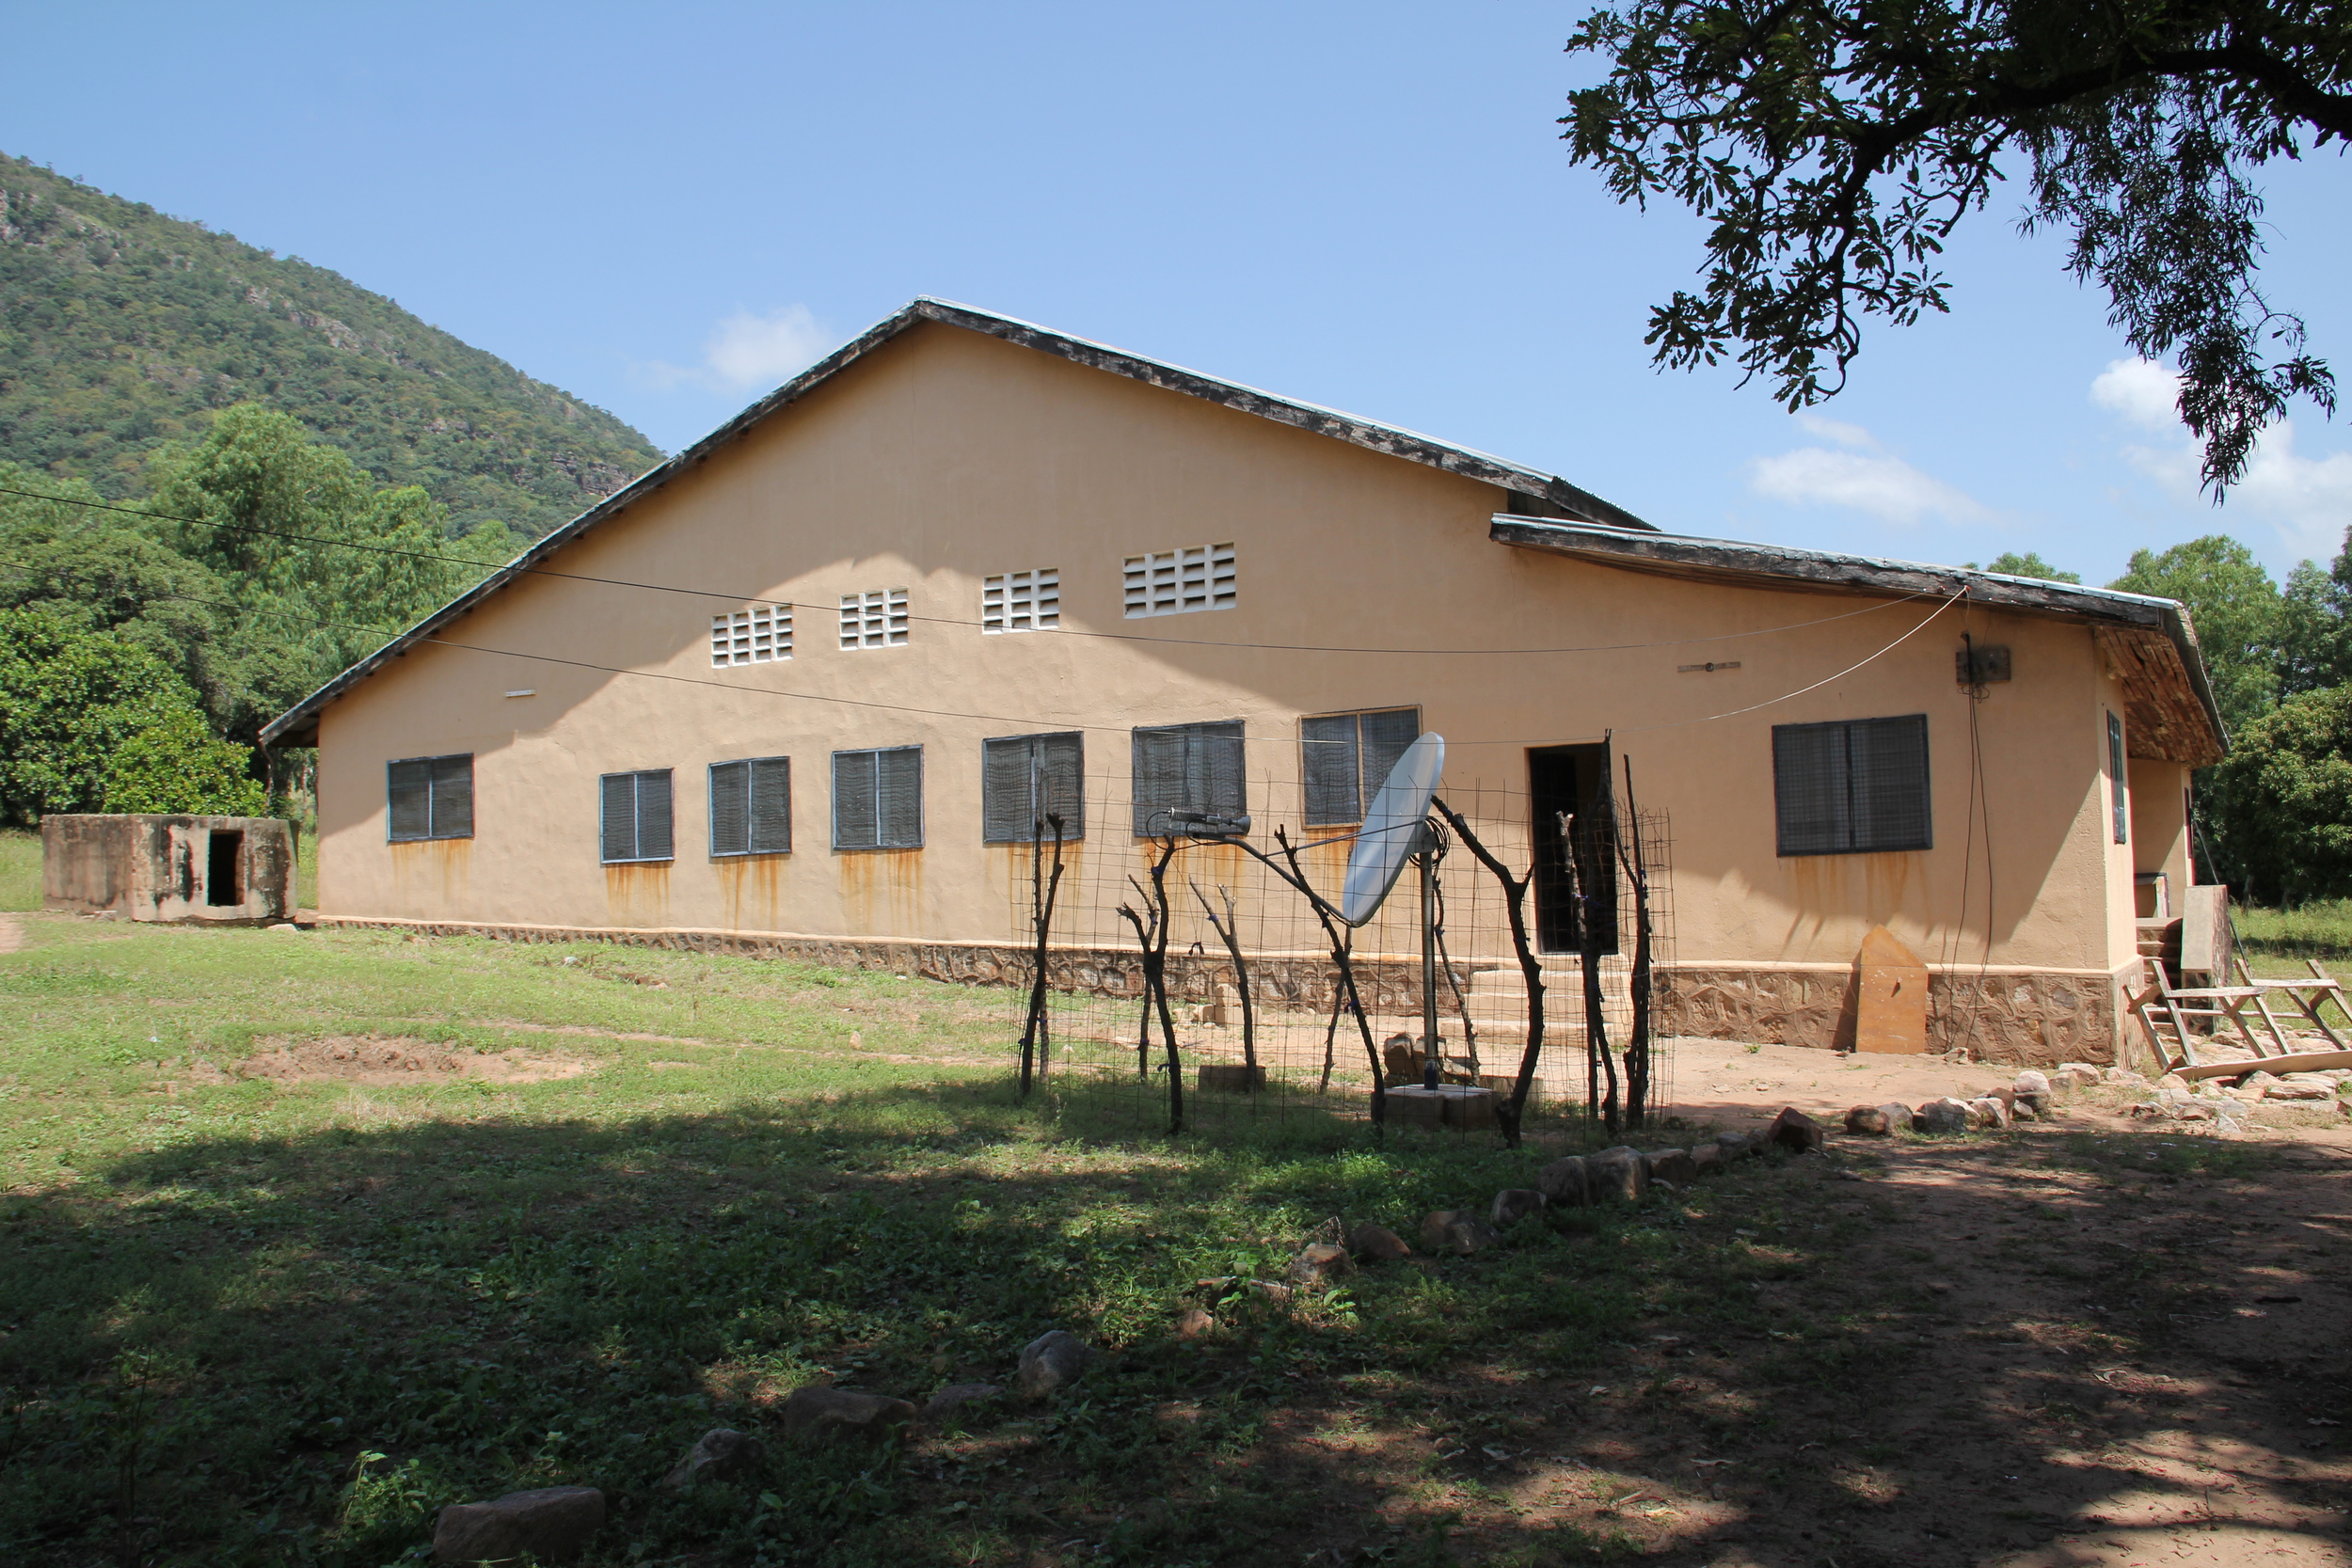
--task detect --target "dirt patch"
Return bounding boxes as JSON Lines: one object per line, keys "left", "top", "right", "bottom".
{"left": 233, "top": 1034, "right": 591, "bottom": 1085}
{"left": 1664, "top": 1033, "right": 2017, "bottom": 1127}
{"left": 0, "top": 916, "right": 22, "bottom": 955}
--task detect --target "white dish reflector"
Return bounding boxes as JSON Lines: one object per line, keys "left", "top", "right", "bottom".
{"left": 1339, "top": 733, "right": 1444, "bottom": 927}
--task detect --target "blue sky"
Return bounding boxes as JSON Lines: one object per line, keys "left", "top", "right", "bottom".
{"left": 7, "top": 1, "right": 2347, "bottom": 583}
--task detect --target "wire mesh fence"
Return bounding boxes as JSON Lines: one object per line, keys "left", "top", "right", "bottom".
{"left": 994, "top": 769, "right": 1674, "bottom": 1143}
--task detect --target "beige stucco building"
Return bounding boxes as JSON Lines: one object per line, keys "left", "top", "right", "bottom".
{"left": 262, "top": 299, "right": 2224, "bottom": 1064}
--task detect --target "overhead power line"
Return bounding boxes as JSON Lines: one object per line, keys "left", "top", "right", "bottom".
{"left": 0, "top": 479, "right": 1936, "bottom": 657}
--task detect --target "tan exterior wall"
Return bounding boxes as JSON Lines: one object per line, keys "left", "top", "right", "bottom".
{"left": 312, "top": 322, "right": 2146, "bottom": 1055}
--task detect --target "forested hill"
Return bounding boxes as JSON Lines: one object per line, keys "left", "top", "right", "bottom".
{"left": 0, "top": 154, "right": 664, "bottom": 537}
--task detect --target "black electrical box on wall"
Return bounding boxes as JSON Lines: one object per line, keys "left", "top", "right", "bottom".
{"left": 1956, "top": 644, "right": 2012, "bottom": 685}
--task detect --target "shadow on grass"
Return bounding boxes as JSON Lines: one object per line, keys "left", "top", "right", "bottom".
{"left": 0, "top": 1076, "right": 2346, "bottom": 1567}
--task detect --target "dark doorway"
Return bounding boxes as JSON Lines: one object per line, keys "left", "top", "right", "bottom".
{"left": 1529, "top": 744, "right": 1617, "bottom": 955}
{"left": 206, "top": 831, "right": 243, "bottom": 908}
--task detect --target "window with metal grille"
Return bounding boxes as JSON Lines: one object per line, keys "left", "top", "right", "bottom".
{"left": 387, "top": 754, "right": 474, "bottom": 842}
{"left": 1301, "top": 707, "right": 1421, "bottom": 825}
{"left": 833, "top": 746, "right": 923, "bottom": 849}
{"left": 1772, "top": 715, "right": 1931, "bottom": 856}
{"left": 2107, "top": 711, "right": 2129, "bottom": 843}
{"left": 982, "top": 733, "right": 1084, "bottom": 843}
{"left": 1131, "top": 721, "right": 1246, "bottom": 835}
{"left": 839, "top": 589, "right": 910, "bottom": 649}
{"left": 709, "top": 756, "right": 791, "bottom": 856}
{"left": 710, "top": 606, "right": 792, "bottom": 666}
{"left": 600, "top": 769, "right": 675, "bottom": 863}
{"left": 1123, "top": 543, "right": 1235, "bottom": 618}
{"left": 982, "top": 569, "right": 1059, "bottom": 633}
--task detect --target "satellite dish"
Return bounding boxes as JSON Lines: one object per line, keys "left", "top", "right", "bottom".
{"left": 1339, "top": 733, "right": 1445, "bottom": 927}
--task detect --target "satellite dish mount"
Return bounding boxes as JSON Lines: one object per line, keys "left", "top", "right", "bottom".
{"left": 1339, "top": 734, "right": 1448, "bottom": 1065}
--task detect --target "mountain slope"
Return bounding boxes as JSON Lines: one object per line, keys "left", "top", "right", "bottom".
{"left": 0, "top": 154, "right": 664, "bottom": 536}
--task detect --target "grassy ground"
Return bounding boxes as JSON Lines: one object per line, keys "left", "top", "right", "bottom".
{"left": 1, "top": 916, "right": 2346, "bottom": 1567}
{"left": 2238, "top": 899, "right": 2352, "bottom": 962}
{"left": 1, "top": 830, "right": 37, "bottom": 913}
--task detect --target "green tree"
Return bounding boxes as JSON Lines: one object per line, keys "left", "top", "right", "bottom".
{"left": 1561, "top": 0, "right": 2346, "bottom": 491}
{"left": 100, "top": 709, "right": 266, "bottom": 816}
{"left": 1976, "top": 551, "right": 2081, "bottom": 583}
{"left": 2107, "top": 535, "right": 2282, "bottom": 733}
{"left": 0, "top": 464, "right": 246, "bottom": 725}
{"left": 0, "top": 609, "right": 223, "bottom": 823}
{"left": 2212, "top": 685, "right": 2352, "bottom": 904}
{"left": 2278, "top": 526, "right": 2352, "bottom": 695}
{"left": 142, "top": 404, "right": 516, "bottom": 737}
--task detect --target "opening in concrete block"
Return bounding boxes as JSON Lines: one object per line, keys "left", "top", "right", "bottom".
{"left": 207, "top": 831, "right": 243, "bottom": 907}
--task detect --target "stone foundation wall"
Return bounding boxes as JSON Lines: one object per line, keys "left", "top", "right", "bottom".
{"left": 1657, "top": 963, "right": 2123, "bottom": 1066}
{"left": 314, "top": 918, "right": 1432, "bottom": 1011}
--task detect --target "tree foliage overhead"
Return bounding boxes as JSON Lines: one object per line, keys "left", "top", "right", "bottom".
{"left": 0, "top": 154, "right": 665, "bottom": 537}
{"left": 1562, "top": 0, "right": 2348, "bottom": 492}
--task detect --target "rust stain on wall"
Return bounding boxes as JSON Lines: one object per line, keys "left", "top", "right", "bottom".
{"left": 390, "top": 838, "right": 472, "bottom": 906}
{"left": 715, "top": 855, "right": 789, "bottom": 931}
{"left": 604, "top": 861, "right": 671, "bottom": 927}
{"left": 838, "top": 848, "right": 922, "bottom": 935}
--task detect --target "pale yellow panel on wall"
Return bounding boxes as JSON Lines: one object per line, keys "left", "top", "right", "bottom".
{"left": 1852, "top": 924, "right": 1930, "bottom": 1054}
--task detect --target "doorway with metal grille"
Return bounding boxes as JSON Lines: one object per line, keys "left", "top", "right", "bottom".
{"left": 1529, "top": 743, "right": 1617, "bottom": 955}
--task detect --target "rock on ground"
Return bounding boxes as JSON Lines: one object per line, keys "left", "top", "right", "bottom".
{"left": 1291, "top": 1242, "right": 1354, "bottom": 1283}
{"left": 1645, "top": 1148, "right": 1698, "bottom": 1183}
{"left": 1688, "top": 1143, "right": 1723, "bottom": 1177}
{"left": 1349, "top": 1221, "right": 1413, "bottom": 1260}
{"left": 664, "top": 1428, "right": 761, "bottom": 1490}
{"left": 2055, "top": 1062, "right": 2102, "bottom": 1087}
{"left": 1017, "top": 1329, "right": 1094, "bottom": 1399}
{"left": 1173, "top": 1308, "right": 1216, "bottom": 1340}
{"left": 1843, "top": 1104, "right": 1895, "bottom": 1136}
{"left": 1715, "top": 1132, "right": 1756, "bottom": 1160}
{"left": 1419, "top": 1209, "right": 1502, "bottom": 1255}
{"left": 780, "top": 1386, "right": 919, "bottom": 1444}
{"left": 921, "top": 1383, "right": 1004, "bottom": 1422}
{"left": 2013, "top": 1069, "right": 2052, "bottom": 1096}
{"left": 433, "top": 1487, "right": 605, "bottom": 1564}
{"left": 1536, "top": 1156, "right": 1588, "bottom": 1206}
{"left": 1585, "top": 1148, "right": 1649, "bottom": 1202}
{"left": 1490, "top": 1188, "right": 1547, "bottom": 1227}
{"left": 1966, "top": 1097, "right": 2012, "bottom": 1130}
{"left": 1916, "top": 1097, "right": 1973, "bottom": 1134}
{"left": 1766, "top": 1106, "right": 1825, "bottom": 1153}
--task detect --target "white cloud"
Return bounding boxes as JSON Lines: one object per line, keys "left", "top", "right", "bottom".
{"left": 2091, "top": 356, "right": 2185, "bottom": 432}
{"left": 639, "top": 304, "right": 834, "bottom": 393}
{"left": 1747, "top": 419, "right": 1995, "bottom": 527}
{"left": 2090, "top": 356, "right": 2352, "bottom": 560}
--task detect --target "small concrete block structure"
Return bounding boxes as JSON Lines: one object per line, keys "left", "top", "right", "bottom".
{"left": 42, "top": 815, "right": 294, "bottom": 924}
{"left": 1851, "top": 924, "right": 1930, "bottom": 1053}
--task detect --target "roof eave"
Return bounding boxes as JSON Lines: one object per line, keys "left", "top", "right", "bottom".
{"left": 1490, "top": 515, "right": 2230, "bottom": 763}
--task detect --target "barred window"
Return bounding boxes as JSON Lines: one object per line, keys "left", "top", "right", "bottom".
{"left": 982, "top": 733, "right": 1084, "bottom": 842}
{"left": 1123, "top": 543, "right": 1235, "bottom": 617}
{"left": 1131, "top": 721, "right": 1245, "bottom": 835}
{"left": 709, "top": 756, "right": 791, "bottom": 856}
{"left": 600, "top": 769, "right": 675, "bottom": 863}
{"left": 1772, "top": 715, "right": 1931, "bottom": 856}
{"left": 833, "top": 746, "right": 923, "bottom": 850}
{"left": 982, "top": 569, "right": 1059, "bottom": 633}
{"left": 710, "top": 606, "right": 791, "bottom": 666}
{"left": 1301, "top": 707, "right": 1420, "bottom": 826}
{"left": 840, "top": 589, "right": 910, "bottom": 649}
{"left": 387, "top": 754, "right": 473, "bottom": 842}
